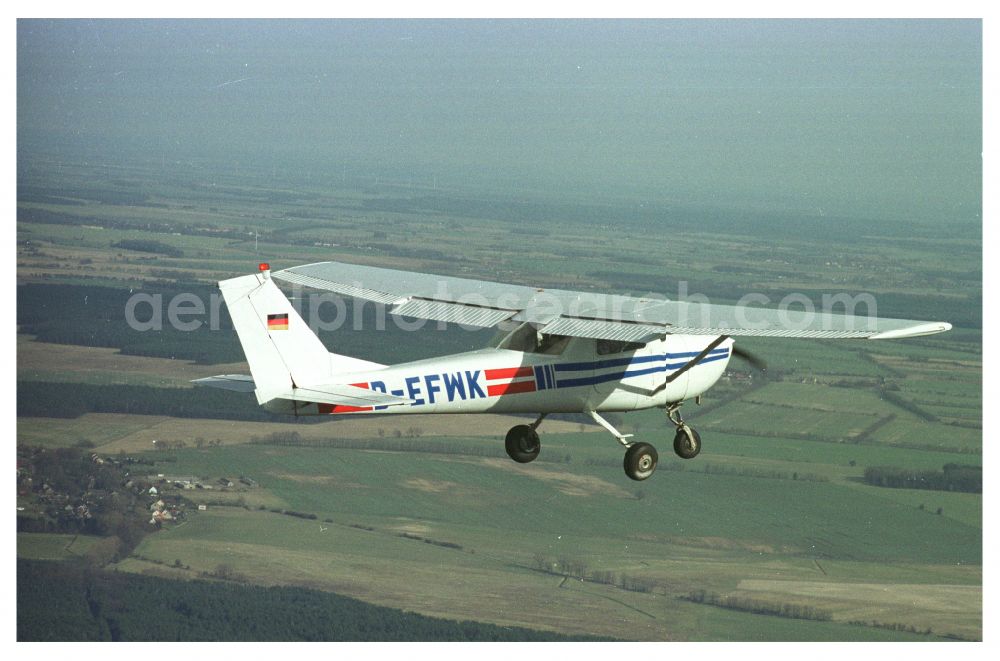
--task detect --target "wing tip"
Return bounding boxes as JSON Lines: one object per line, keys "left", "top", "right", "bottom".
{"left": 870, "top": 322, "right": 953, "bottom": 340}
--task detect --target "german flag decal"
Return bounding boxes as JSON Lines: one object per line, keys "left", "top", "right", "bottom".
{"left": 267, "top": 313, "right": 289, "bottom": 331}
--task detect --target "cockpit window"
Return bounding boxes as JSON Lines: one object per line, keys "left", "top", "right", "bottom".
{"left": 596, "top": 339, "right": 645, "bottom": 355}
{"left": 496, "top": 324, "right": 570, "bottom": 355}
{"left": 536, "top": 334, "right": 571, "bottom": 355}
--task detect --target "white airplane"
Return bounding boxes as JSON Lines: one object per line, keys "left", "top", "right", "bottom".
{"left": 195, "top": 261, "right": 952, "bottom": 481}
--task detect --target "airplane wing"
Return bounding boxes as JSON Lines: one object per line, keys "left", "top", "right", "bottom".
{"left": 273, "top": 261, "right": 951, "bottom": 341}
{"left": 194, "top": 374, "right": 412, "bottom": 408}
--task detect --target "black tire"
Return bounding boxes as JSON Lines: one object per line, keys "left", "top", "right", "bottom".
{"left": 505, "top": 424, "right": 540, "bottom": 463}
{"left": 623, "top": 442, "right": 658, "bottom": 481}
{"left": 673, "top": 426, "right": 701, "bottom": 459}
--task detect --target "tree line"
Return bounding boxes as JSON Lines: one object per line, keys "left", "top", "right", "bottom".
{"left": 529, "top": 554, "right": 660, "bottom": 595}
{"left": 862, "top": 464, "right": 981, "bottom": 493}
{"left": 878, "top": 387, "right": 939, "bottom": 423}
{"left": 111, "top": 239, "right": 184, "bottom": 258}
{"left": 682, "top": 589, "right": 832, "bottom": 622}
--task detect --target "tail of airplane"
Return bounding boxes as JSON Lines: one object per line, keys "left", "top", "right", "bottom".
{"left": 213, "top": 266, "right": 384, "bottom": 405}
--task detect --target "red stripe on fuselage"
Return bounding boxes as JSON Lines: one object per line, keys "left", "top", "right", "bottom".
{"left": 487, "top": 380, "right": 536, "bottom": 397}
{"left": 318, "top": 404, "right": 373, "bottom": 414}
{"left": 485, "top": 366, "right": 534, "bottom": 380}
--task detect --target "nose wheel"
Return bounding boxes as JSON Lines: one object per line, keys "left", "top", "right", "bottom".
{"left": 673, "top": 425, "right": 701, "bottom": 459}
{"left": 667, "top": 404, "right": 701, "bottom": 459}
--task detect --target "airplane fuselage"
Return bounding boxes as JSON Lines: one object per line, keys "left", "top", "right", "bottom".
{"left": 266, "top": 335, "right": 733, "bottom": 416}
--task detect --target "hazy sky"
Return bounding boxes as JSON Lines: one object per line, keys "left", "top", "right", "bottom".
{"left": 17, "top": 19, "right": 981, "bottom": 225}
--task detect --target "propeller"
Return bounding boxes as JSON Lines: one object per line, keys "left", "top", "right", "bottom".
{"left": 731, "top": 345, "right": 768, "bottom": 374}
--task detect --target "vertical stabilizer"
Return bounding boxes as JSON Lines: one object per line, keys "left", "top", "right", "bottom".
{"left": 219, "top": 271, "right": 382, "bottom": 404}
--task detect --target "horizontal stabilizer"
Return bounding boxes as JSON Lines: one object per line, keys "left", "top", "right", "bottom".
{"left": 193, "top": 375, "right": 409, "bottom": 409}
{"left": 287, "top": 383, "right": 412, "bottom": 408}
{"left": 192, "top": 374, "right": 257, "bottom": 393}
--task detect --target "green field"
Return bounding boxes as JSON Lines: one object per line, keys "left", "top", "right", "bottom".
{"left": 17, "top": 533, "right": 104, "bottom": 561}
{"left": 149, "top": 441, "right": 981, "bottom": 566}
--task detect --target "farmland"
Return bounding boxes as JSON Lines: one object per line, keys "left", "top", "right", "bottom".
{"left": 16, "top": 153, "right": 981, "bottom": 641}
{"left": 112, "top": 439, "right": 979, "bottom": 641}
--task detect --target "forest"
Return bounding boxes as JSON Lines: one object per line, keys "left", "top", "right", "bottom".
{"left": 862, "top": 464, "right": 982, "bottom": 493}
{"left": 17, "top": 282, "right": 494, "bottom": 366}
{"left": 17, "top": 381, "right": 279, "bottom": 422}
{"left": 17, "top": 559, "right": 605, "bottom": 641}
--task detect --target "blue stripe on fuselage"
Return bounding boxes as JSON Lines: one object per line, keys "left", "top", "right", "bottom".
{"left": 534, "top": 364, "right": 547, "bottom": 390}
{"left": 553, "top": 351, "right": 730, "bottom": 388}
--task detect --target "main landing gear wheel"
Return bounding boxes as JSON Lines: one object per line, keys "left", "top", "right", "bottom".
{"left": 623, "top": 442, "right": 658, "bottom": 481}
{"left": 673, "top": 425, "right": 702, "bottom": 459}
{"left": 505, "top": 424, "right": 541, "bottom": 463}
